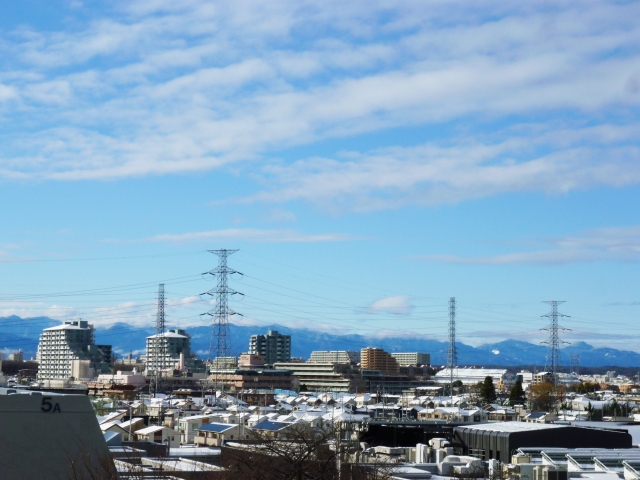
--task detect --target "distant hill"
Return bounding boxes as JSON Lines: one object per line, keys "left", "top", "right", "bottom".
{"left": 2, "top": 315, "right": 640, "bottom": 367}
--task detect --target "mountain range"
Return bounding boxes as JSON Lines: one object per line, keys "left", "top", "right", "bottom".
{"left": 1, "top": 315, "right": 639, "bottom": 368}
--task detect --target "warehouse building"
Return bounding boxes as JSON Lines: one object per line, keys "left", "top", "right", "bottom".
{"left": 453, "top": 422, "right": 632, "bottom": 462}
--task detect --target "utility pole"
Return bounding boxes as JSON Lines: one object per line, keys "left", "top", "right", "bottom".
{"left": 448, "top": 297, "right": 457, "bottom": 406}
{"left": 202, "top": 249, "right": 242, "bottom": 391}
{"left": 541, "top": 301, "right": 571, "bottom": 387}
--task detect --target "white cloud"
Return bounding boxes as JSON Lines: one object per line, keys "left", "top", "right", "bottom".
{"left": 244, "top": 125, "right": 640, "bottom": 211}
{"left": 415, "top": 226, "right": 640, "bottom": 265}
{"left": 368, "top": 296, "right": 414, "bottom": 316}
{"left": 0, "top": 1, "right": 637, "bottom": 186}
{"left": 142, "top": 228, "right": 360, "bottom": 244}
{"left": 0, "top": 295, "right": 207, "bottom": 328}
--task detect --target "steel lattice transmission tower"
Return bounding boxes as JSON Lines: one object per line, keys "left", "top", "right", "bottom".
{"left": 570, "top": 353, "right": 580, "bottom": 377}
{"left": 202, "top": 249, "right": 243, "bottom": 365}
{"left": 151, "top": 283, "right": 165, "bottom": 396}
{"left": 448, "top": 297, "right": 457, "bottom": 396}
{"left": 541, "top": 300, "right": 571, "bottom": 386}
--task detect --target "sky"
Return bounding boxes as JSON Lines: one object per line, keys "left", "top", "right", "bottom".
{"left": 0, "top": 1, "right": 639, "bottom": 355}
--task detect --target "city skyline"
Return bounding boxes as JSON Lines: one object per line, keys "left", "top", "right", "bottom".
{"left": 0, "top": 2, "right": 639, "bottom": 351}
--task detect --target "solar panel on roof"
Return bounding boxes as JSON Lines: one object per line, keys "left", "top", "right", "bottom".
{"left": 252, "top": 421, "right": 291, "bottom": 431}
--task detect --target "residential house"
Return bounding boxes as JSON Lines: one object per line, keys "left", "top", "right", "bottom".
{"left": 100, "top": 421, "right": 134, "bottom": 442}
{"left": 487, "top": 408, "right": 518, "bottom": 421}
{"left": 135, "top": 425, "right": 180, "bottom": 447}
{"left": 195, "top": 423, "right": 244, "bottom": 446}
{"left": 524, "top": 412, "right": 558, "bottom": 423}
{"left": 177, "top": 414, "right": 219, "bottom": 444}
{"left": 250, "top": 420, "right": 295, "bottom": 439}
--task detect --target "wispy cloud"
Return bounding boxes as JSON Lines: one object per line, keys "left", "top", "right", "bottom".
{"left": 0, "top": 1, "right": 637, "bottom": 189}
{"left": 0, "top": 295, "right": 207, "bottom": 328}
{"left": 414, "top": 226, "right": 640, "bottom": 265}
{"left": 142, "top": 228, "right": 361, "bottom": 244}
{"left": 243, "top": 125, "right": 640, "bottom": 211}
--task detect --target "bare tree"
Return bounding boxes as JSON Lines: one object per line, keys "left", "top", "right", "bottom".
{"left": 220, "top": 421, "right": 398, "bottom": 480}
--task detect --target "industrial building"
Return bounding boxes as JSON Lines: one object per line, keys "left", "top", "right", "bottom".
{"left": 249, "top": 330, "right": 291, "bottom": 364}
{"left": 453, "top": 422, "right": 632, "bottom": 462}
{"left": 391, "top": 352, "right": 430, "bottom": 366}
{"left": 145, "top": 328, "right": 195, "bottom": 372}
{"left": 435, "top": 368, "right": 513, "bottom": 387}
{"left": 36, "top": 320, "right": 112, "bottom": 380}
{"left": 361, "top": 347, "right": 400, "bottom": 375}
{"left": 309, "top": 350, "right": 360, "bottom": 364}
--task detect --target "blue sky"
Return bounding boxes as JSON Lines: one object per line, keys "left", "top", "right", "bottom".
{"left": 0, "top": 1, "right": 639, "bottom": 355}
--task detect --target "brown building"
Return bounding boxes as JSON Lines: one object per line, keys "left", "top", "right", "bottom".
{"left": 211, "top": 368, "right": 297, "bottom": 392}
{"left": 273, "top": 362, "right": 365, "bottom": 393}
{"left": 361, "top": 347, "right": 399, "bottom": 375}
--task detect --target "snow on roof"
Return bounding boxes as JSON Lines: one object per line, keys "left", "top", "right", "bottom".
{"left": 135, "top": 425, "right": 169, "bottom": 435}
{"left": 44, "top": 323, "right": 90, "bottom": 331}
{"left": 435, "top": 368, "right": 507, "bottom": 378}
{"left": 146, "top": 332, "right": 188, "bottom": 339}
{"left": 100, "top": 421, "right": 126, "bottom": 432}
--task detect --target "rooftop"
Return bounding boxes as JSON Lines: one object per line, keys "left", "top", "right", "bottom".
{"left": 197, "top": 423, "right": 236, "bottom": 433}
{"left": 146, "top": 332, "right": 188, "bottom": 339}
{"left": 456, "top": 421, "right": 566, "bottom": 433}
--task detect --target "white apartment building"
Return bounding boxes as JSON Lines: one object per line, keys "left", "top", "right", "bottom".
{"left": 36, "top": 320, "right": 112, "bottom": 380}
{"left": 145, "top": 329, "right": 194, "bottom": 372}
{"left": 309, "top": 351, "right": 360, "bottom": 364}
{"left": 390, "top": 352, "right": 430, "bottom": 366}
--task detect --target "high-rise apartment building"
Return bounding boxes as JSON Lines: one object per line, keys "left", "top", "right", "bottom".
{"left": 390, "top": 352, "right": 430, "bottom": 366}
{"left": 36, "top": 321, "right": 112, "bottom": 380}
{"left": 361, "top": 347, "right": 399, "bottom": 375}
{"left": 249, "top": 330, "right": 291, "bottom": 364}
{"left": 145, "top": 328, "right": 194, "bottom": 371}
{"left": 309, "top": 350, "right": 360, "bottom": 364}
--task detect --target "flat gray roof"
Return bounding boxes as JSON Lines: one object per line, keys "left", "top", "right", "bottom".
{"left": 457, "top": 421, "right": 566, "bottom": 433}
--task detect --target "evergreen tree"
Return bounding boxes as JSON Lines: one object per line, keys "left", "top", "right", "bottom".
{"left": 480, "top": 376, "right": 497, "bottom": 404}
{"left": 508, "top": 380, "right": 526, "bottom": 406}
